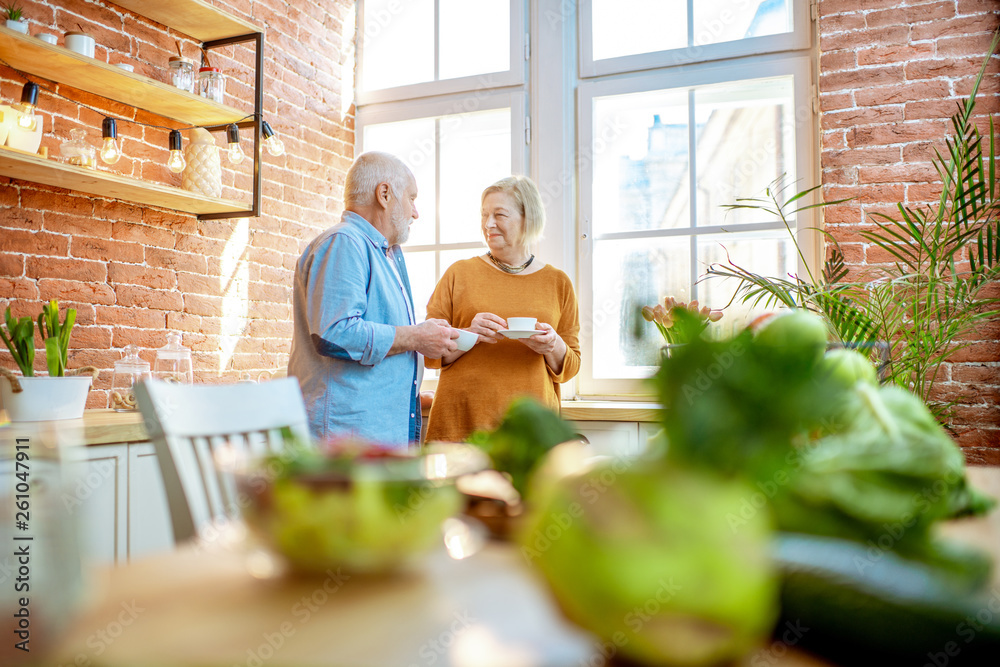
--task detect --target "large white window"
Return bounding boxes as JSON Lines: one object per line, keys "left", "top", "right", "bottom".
{"left": 355, "top": 0, "right": 818, "bottom": 398}
{"left": 576, "top": 0, "right": 817, "bottom": 396}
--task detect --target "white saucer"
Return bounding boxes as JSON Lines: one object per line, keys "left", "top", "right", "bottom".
{"left": 499, "top": 329, "right": 539, "bottom": 339}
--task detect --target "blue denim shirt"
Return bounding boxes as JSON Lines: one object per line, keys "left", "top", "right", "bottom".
{"left": 288, "top": 211, "right": 421, "bottom": 447}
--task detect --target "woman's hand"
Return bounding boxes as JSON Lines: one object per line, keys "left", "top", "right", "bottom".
{"left": 468, "top": 312, "right": 507, "bottom": 345}
{"left": 519, "top": 322, "right": 568, "bottom": 373}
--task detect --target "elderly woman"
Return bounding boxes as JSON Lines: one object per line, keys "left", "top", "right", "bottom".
{"left": 424, "top": 176, "right": 580, "bottom": 442}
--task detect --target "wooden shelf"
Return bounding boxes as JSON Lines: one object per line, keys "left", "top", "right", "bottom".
{"left": 109, "top": 0, "right": 261, "bottom": 42}
{"left": 0, "top": 146, "right": 247, "bottom": 215}
{"left": 0, "top": 26, "right": 248, "bottom": 126}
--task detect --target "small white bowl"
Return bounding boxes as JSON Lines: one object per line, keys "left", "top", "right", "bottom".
{"left": 455, "top": 329, "right": 478, "bottom": 352}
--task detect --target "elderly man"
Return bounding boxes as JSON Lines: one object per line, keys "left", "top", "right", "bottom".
{"left": 288, "top": 152, "right": 457, "bottom": 445}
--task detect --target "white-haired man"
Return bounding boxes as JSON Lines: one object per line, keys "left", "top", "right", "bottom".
{"left": 288, "top": 152, "right": 458, "bottom": 445}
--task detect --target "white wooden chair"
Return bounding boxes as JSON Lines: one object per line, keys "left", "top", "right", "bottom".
{"left": 134, "top": 377, "right": 311, "bottom": 544}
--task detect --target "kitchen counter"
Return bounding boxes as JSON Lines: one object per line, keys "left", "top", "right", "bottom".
{"left": 3, "top": 400, "right": 661, "bottom": 449}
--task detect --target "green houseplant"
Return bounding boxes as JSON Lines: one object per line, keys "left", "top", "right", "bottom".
{"left": 3, "top": 2, "right": 28, "bottom": 33}
{"left": 706, "top": 32, "right": 1000, "bottom": 418}
{"left": 0, "top": 300, "right": 98, "bottom": 421}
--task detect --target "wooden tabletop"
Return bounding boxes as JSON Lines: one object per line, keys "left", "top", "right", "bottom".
{"left": 49, "top": 468, "right": 1000, "bottom": 667}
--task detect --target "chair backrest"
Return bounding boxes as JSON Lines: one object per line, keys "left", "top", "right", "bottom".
{"left": 135, "top": 377, "right": 311, "bottom": 544}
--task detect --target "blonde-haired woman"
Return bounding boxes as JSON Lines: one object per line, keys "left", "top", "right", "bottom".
{"left": 424, "top": 175, "right": 581, "bottom": 442}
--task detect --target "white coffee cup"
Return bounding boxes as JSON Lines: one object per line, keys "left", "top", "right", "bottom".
{"left": 65, "top": 32, "right": 96, "bottom": 58}
{"left": 507, "top": 317, "right": 537, "bottom": 332}
{"left": 455, "top": 329, "right": 478, "bottom": 352}
{"left": 36, "top": 34, "right": 58, "bottom": 45}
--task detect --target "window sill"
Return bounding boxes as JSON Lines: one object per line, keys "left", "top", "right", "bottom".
{"left": 560, "top": 400, "right": 660, "bottom": 423}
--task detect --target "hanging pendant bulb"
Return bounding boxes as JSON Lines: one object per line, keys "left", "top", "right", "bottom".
{"left": 167, "top": 129, "right": 186, "bottom": 173}
{"left": 261, "top": 120, "right": 285, "bottom": 157}
{"left": 226, "top": 123, "right": 244, "bottom": 164}
{"left": 17, "top": 82, "right": 39, "bottom": 129}
{"left": 100, "top": 117, "right": 122, "bottom": 165}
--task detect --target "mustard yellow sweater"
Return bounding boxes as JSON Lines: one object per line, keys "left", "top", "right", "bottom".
{"left": 424, "top": 258, "right": 581, "bottom": 442}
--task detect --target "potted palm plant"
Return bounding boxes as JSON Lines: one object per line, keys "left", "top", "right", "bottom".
{"left": 3, "top": 2, "right": 28, "bottom": 33}
{"left": 706, "top": 31, "right": 1000, "bottom": 420}
{"left": 0, "top": 301, "right": 98, "bottom": 421}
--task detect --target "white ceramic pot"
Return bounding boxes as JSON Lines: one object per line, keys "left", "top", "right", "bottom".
{"left": 5, "top": 19, "right": 29, "bottom": 34}
{"left": 0, "top": 376, "right": 93, "bottom": 421}
{"left": 64, "top": 31, "right": 95, "bottom": 58}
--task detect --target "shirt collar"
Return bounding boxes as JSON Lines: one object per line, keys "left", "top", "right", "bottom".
{"left": 342, "top": 210, "right": 393, "bottom": 253}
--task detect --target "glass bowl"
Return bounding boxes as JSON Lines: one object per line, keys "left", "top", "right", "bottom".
{"left": 234, "top": 440, "right": 489, "bottom": 575}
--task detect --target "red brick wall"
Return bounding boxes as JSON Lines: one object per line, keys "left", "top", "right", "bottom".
{"left": 0, "top": 0, "right": 355, "bottom": 406}
{"left": 819, "top": 0, "right": 1000, "bottom": 463}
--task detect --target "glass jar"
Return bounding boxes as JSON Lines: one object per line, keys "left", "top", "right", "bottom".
{"left": 167, "top": 56, "right": 196, "bottom": 93}
{"left": 154, "top": 332, "right": 193, "bottom": 384}
{"left": 198, "top": 67, "right": 225, "bottom": 104}
{"left": 59, "top": 129, "right": 96, "bottom": 169}
{"left": 109, "top": 344, "right": 151, "bottom": 411}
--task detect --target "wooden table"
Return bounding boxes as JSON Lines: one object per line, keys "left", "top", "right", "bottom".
{"left": 50, "top": 469, "right": 1000, "bottom": 667}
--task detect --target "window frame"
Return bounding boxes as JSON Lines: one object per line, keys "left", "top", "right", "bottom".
{"left": 575, "top": 54, "right": 819, "bottom": 398}
{"left": 356, "top": 0, "right": 526, "bottom": 106}
{"left": 578, "top": 0, "right": 811, "bottom": 79}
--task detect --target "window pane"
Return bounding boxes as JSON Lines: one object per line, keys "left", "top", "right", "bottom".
{"left": 593, "top": 89, "right": 690, "bottom": 236}
{"left": 440, "top": 109, "right": 511, "bottom": 244}
{"left": 696, "top": 230, "right": 796, "bottom": 332}
{"left": 363, "top": 118, "right": 438, "bottom": 247}
{"left": 592, "top": 0, "right": 686, "bottom": 61}
{"left": 362, "top": 0, "right": 433, "bottom": 91}
{"left": 694, "top": 77, "right": 795, "bottom": 227}
{"left": 592, "top": 237, "right": 691, "bottom": 378}
{"left": 693, "top": 0, "right": 792, "bottom": 47}
{"left": 439, "top": 0, "right": 510, "bottom": 80}
{"left": 406, "top": 250, "right": 437, "bottom": 324}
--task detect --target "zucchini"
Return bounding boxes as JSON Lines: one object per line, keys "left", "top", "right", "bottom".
{"left": 773, "top": 533, "right": 1000, "bottom": 665}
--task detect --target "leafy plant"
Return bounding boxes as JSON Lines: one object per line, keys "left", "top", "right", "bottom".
{"left": 707, "top": 31, "right": 1000, "bottom": 417}
{"left": 37, "top": 300, "right": 76, "bottom": 377}
{"left": 0, "top": 307, "right": 35, "bottom": 376}
{"left": 3, "top": 2, "right": 24, "bottom": 21}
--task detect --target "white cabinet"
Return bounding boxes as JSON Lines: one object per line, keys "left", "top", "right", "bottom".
{"left": 64, "top": 443, "right": 129, "bottom": 565}
{"left": 127, "top": 443, "right": 174, "bottom": 559}
{"left": 570, "top": 421, "right": 640, "bottom": 457}
{"left": 65, "top": 441, "right": 173, "bottom": 566}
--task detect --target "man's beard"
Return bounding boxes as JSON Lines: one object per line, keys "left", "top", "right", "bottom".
{"left": 391, "top": 208, "right": 411, "bottom": 245}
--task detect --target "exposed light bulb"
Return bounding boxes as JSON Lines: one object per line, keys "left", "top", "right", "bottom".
{"left": 261, "top": 120, "right": 285, "bottom": 157}
{"left": 226, "top": 123, "right": 244, "bottom": 164}
{"left": 167, "top": 129, "right": 186, "bottom": 173}
{"left": 17, "top": 82, "right": 38, "bottom": 128}
{"left": 16, "top": 111, "right": 35, "bottom": 129}
{"left": 100, "top": 117, "right": 121, "bottom": 165}
{"left": 167, "top": 150, "right": 186, "bottom": 173}
{"left": 101, "top": 138, "right": 121, "bottom": 164}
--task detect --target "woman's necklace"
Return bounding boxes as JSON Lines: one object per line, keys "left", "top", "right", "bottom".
{"left": 487, "top": 251, "right": 534, "bottom": 274}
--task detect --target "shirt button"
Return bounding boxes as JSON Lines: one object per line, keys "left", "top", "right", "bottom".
{"left": 410, "top": 413, "right": 415, "bottom": 418}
